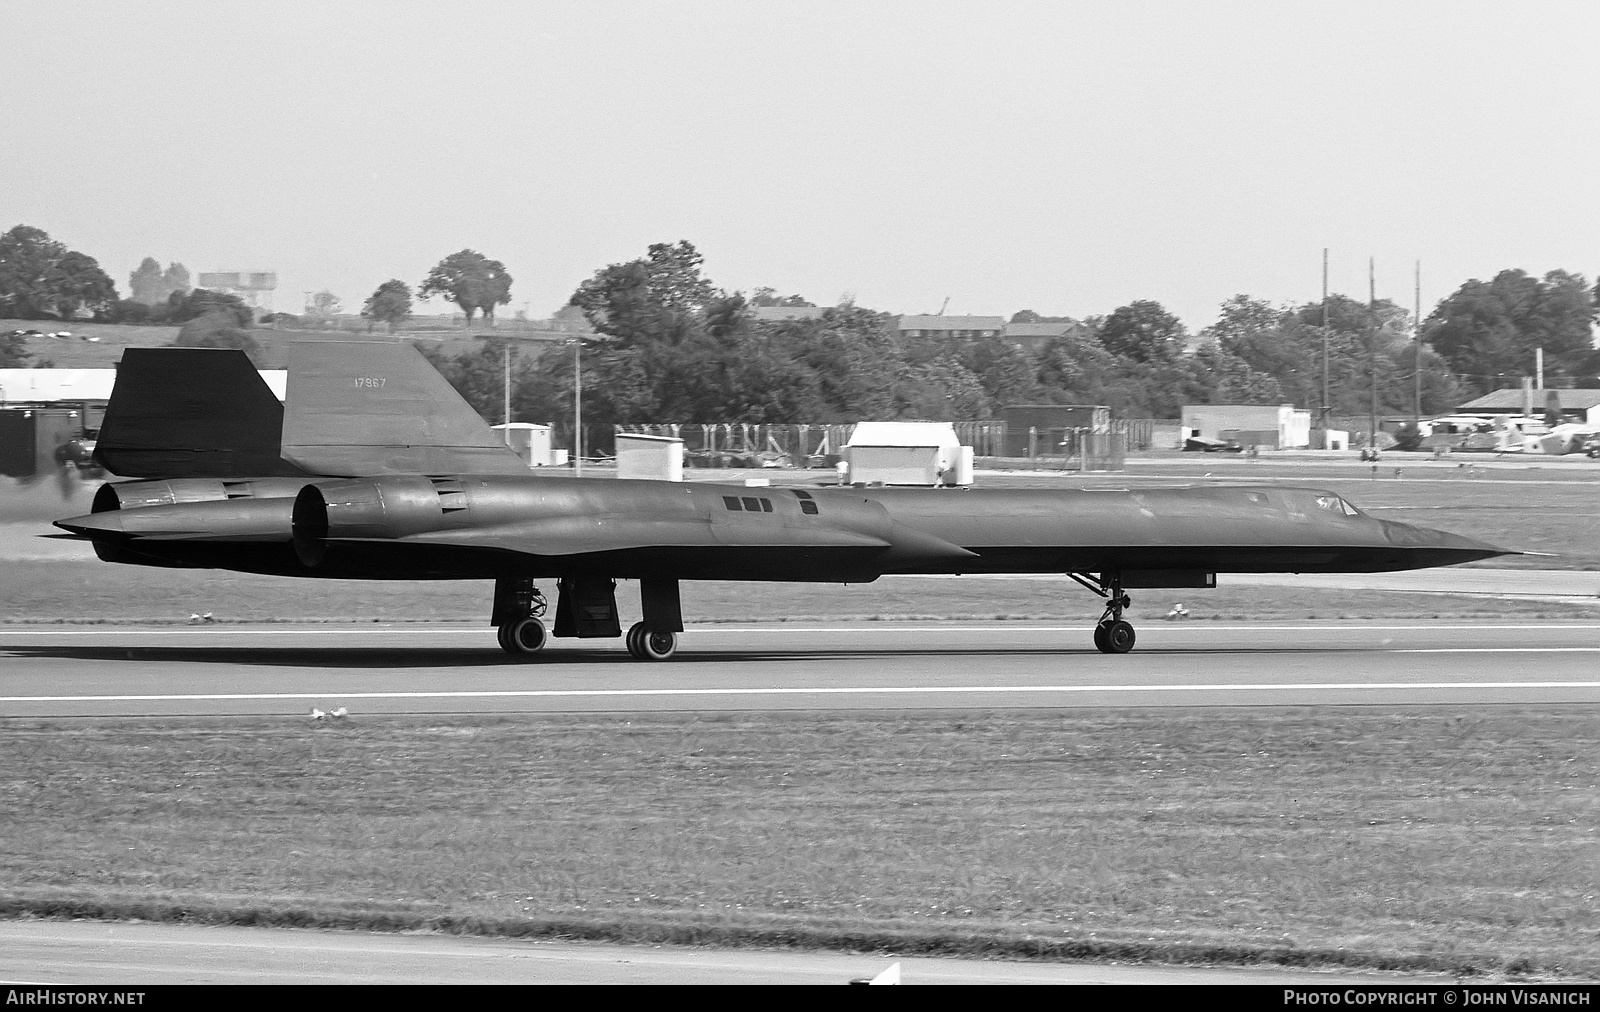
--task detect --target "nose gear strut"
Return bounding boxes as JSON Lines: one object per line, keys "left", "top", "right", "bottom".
{"left": 1068, "top": 571, "right": 1137, "bottom": 654}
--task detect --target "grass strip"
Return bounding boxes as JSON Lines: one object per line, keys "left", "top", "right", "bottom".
{"left": 0, "top": 897, "right": 1534, "bottom": 977}
{"left": 2, "top": 558, "right": 1595, "bottom": 626}
{"left": 3, "top": 709, "right": 1596, "bottom": 978}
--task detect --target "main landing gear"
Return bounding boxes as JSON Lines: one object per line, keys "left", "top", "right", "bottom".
{"left": 1069, "top": 572, "right": 1137, "bottom": 654}
{"left": 493, "top": 577, "right": 549, "bottom": 656}
{"left": 491, "top": 576, "right": 683, "bottom": 661}
{"left": 625, "top": 622, "right": 678, "bottom": 661}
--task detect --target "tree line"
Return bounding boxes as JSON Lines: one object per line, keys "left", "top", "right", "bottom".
{"left": 425, "top": 241, "right": 1600, "bottom": 428}
{"left": 4, "top": 223, "right": 1597, "bottom": 421}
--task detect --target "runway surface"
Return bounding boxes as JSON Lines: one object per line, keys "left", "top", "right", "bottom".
{"left": 5, "top": 620, "right": 1593, "bottom": 985}
{"left": 0, "top": 920, "right": 1450, "bottom": 986}
{"left": 3, "top": 620, "right": 1598, "bottom": 717}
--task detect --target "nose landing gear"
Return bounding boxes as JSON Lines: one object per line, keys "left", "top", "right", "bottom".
{"left": 1071, "top": 572, "right": 1137, "bottom": 654}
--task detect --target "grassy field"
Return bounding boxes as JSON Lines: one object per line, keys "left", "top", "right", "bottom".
{"left": 2, "top": 709, "right": 1596, "bottom": 977}
{"left": 1, "top": 556, "right": 1594, "bottom": 626}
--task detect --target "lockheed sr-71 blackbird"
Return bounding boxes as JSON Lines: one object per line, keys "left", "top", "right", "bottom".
{"left": 54, "top": 343, "right": 1513, "bottom": 659}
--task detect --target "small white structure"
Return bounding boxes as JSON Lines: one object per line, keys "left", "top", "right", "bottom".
{"left": 1182, "top": 404, "right": 1311, "bottom": 450}
{"left": 615, "top": 432, "right": 684, "bottom": 481}
{"left": 843, "top": 421, "right": 974, "bottom": 486}
{"left": 492, "top": 422, "right": 555, "bottom": 467}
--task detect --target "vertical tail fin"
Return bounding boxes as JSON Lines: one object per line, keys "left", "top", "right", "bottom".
{"left": 92, "top": 348, "right": 302, "bottom": 478}
{"left": 279, "top": 341, "right": 527, "bottom": 477}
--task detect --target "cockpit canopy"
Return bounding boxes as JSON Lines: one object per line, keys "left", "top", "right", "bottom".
{"left": 1314, "top": 493, "right": 1361, "bottom": 517}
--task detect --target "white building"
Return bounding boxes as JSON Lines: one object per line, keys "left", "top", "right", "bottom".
{"left": 1181, "top": 404, "right": 1311, "bottom": 449}
{"left": 615, "top": 432, "right": 684, "bottom": 481}
{"left": 843, "top": 421, "right": 974, "bottom": 485}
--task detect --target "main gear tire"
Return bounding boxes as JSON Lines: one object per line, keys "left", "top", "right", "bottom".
{"left": 626, "top": 621, "right": 678, "bottom": 661}
{"left": 500, "top": 616, "right": 548, "bottom": 656}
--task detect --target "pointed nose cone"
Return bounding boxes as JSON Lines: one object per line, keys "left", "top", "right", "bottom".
{"left": 55, "top": 512, "right": 126, "bottom": 537}
{"left": 1378, "top": 518, "right": 1516, "bottom": 567}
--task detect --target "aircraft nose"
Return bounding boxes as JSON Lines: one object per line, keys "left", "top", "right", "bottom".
{"left": 1378, "top": 518, "right": 1513, "bottom": 563}
{"left": 54, "top": 513, "right": 126, "bottom": 537}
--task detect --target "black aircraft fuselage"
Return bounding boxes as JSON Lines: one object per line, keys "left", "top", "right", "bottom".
{"left": 53, "top": 343, "right": 1515, "bottom": 659}
{"left": 61, "top": 473, "right": 1503, "bottom": 585}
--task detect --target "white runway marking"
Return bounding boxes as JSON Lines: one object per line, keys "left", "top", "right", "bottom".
{"left": 4, "top": 623, "right": 1600, "bottom": 636}
{"left": 1398, "top": 647, "right": 1600, "bottom": 653}
{"left": 5, "top": 681, "right": 1599, "bottom": 704}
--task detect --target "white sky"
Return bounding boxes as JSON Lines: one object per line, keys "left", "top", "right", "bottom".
{"left": 3, "top": 0, "right": 1596, "bottom": 330}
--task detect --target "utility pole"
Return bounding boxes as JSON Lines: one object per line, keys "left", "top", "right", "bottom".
{"left": 1321, "top": 249, "right": 1329, "bottom": 426}
{"left": 1414, "top": 260, "right": 1422, "bottom": 422}
{"left": 1369, "top": 257, "right": 1378, "bottom": 450}
{"left": 573, "top": 339, "right": 583, "bottom": 477}
{"left": 502, "top": 343, "right": 511, "bottom": 428}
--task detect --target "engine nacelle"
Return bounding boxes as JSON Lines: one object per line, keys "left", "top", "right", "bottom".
{"left": 92, "top": 477, "right": 307, "bottom": 513}
{"left": 292, "top": 476, "right": 469, "bottom": 567}
{"left": 57, "top": 496, "right": 297, "bottom": 542}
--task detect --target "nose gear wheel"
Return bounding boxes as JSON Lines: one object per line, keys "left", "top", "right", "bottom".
{"left": 1070, "top": 572, "right": 1137, "bottom": 654}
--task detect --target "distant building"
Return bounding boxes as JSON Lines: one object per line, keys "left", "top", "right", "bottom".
{"left": 1182, "top": 404, "right": 1311, "bottom": 449}
{"left": 751, "top": 306, "right": 829, "bottom": 323}
{"left": 1455, "top": 389, "right": 1600, "bottom": 425}
{"left": 0, "top": 367, "right": 286, "bottom": 436}
{"left": 197, "top": 270, "right": 278, "bottom": 312}
{"left": 549, "top": 305, "right": 595, "bottom": 334}
{"left": 1000, "top": 320, "right": 1086, "bottom": 354}
{"left": 998, "top": 404, "right": 1111, "bottom": 457}
{"left": 897, "top": 315, "right": 1005, "bottom": 339}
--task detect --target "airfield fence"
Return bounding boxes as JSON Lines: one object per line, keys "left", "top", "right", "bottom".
{"left": 612, "top": 420, "right": 1135, "bottom": 470}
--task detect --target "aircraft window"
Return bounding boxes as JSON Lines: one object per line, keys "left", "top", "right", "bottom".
{"left": 760, "top": 498, "right": 773, "bottom": 512}
{"left": 793, "top": 490, "right": 813, "bottom": 499}
{"left": 741, "top": 496, "right": 762, "bottom": 511}
{"left": 722, "top": 496, "right": 741, "bottom": 511}
{"left": 800, "top": 501, "right": 819, "bottom": 515}
{"left": 1315, "top": 495, "right": 1361, "bottom": 517}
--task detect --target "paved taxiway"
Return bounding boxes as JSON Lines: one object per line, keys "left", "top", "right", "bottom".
{"left": 2, "top": 621, "right": 1597, "bottom": 717}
